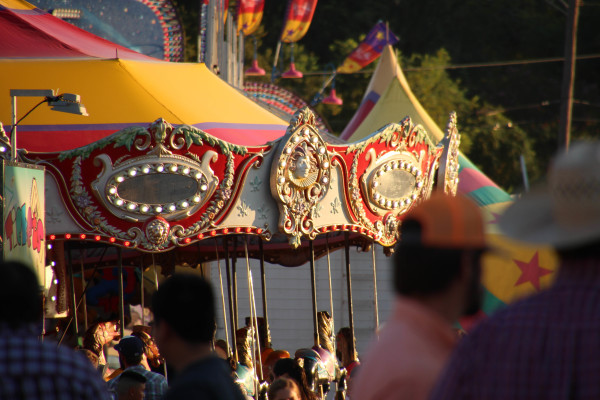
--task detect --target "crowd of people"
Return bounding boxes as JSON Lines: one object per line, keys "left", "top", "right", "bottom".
{"left": 2, "top": 141, "right": 600, "bottom": 399}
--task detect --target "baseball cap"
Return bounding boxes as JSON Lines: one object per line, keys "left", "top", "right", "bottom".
{"left": 114, "top": 336, "right": 144, "bottom": 358}
{"left": 401, "top": 192, "right": 485, "bottom": 249}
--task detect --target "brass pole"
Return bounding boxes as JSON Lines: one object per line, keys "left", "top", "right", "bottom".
{"left": 309, "top": 240, "right": 319, "bottom": 347}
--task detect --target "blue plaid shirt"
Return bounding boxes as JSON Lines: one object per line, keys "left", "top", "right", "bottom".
{"left": 0, "top": 324, "right": 110, "bottom": 400}
{"left": 431, "top": 257, "right": 600, "bottom": 399}
{"left": 108, "top": 365, "right": 168, "bottom": 400}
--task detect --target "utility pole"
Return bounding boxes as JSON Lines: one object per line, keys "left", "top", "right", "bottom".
{"left": 557, "top": 0, "right": 580, "bottom": 152}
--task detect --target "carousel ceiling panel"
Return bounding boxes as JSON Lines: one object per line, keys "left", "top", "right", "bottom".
{"left": 45, "top": 172, "right": 85, "bottom": 234}
{"left": 219, "top": 151, "right": 280, "bottom": 235}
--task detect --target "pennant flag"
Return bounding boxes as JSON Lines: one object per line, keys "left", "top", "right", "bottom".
{"left": 237, "top": 0, "right": 264, "bottom": 36}
{"left": 279, "top": 0, "right": 318, "bottom": 43}
{"left": 337, "top": 22, "right": 399, "bottom": 74}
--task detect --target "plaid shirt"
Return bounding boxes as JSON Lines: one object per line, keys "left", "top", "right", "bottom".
{"left": 0, "top": 324, "right": 110, "bottom": 400}
{"left": 108, "top": 365, "right": 168, "bottom": 400}
{"left": 431, "top": 257, "right": 600, "bottom": 400}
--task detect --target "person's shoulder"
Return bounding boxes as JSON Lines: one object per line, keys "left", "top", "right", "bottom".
{"left": 144, "top": 368, "right": 168, "bottom": 383}
{"left": 38, "top": 338, "right": 100, "bottom": 372}
{"left": 456, "top": 292, "right": 553, "bottom": 354}
{"left": 166, "top": 374, "right": 244, "bottom": 400}
{"left": 474, "top": 293, "right": 551, "bottom": 331}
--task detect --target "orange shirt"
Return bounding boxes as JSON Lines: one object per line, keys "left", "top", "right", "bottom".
{"left": 351, "top": 297, "right": 457, "bottom": 400}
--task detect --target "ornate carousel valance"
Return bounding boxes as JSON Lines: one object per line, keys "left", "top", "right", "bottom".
{"left": 29, "top": 108, "right": 460, "bottom": 252}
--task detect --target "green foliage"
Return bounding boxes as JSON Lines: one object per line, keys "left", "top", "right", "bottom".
{"left": 402, "top": 49, "right": 538, "bottom": 191}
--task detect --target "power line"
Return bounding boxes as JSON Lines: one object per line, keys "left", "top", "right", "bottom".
{"left": 299, "top": 53, "right": 600, "bottom": 76}
{"left": 402, "top": 53, "right": 600, "bottom": 72}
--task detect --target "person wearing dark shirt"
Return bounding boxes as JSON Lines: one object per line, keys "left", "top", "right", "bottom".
{"left": 108, "top": 335, "right": 168, "bottom": 400}
{"left": 0, "top": 261, "right": 110, "bottom": 400}
{"left": 431, "top": 141, "right": 600, "bottom": 399}
{"left": 115, "top": 370, "right": 146, "bottom": 400}
{"left": 151, "top": 273, "right": 245, "bottom": 400}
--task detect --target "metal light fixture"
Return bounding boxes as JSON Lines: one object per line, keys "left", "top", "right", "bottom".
{"left": 245, "top": 36, "right": 266, "bottom": 76}
{"left": 245, "top": 59, "right": 266, "bottom": 76}
{"left": 322, "top": 88, "right": 343, "bottom": 106}
{"left": 281, "top": 43, "right": 303, "bottom": 79}
{"left": 9, "top": 89, "right": 88, "bottom": 161}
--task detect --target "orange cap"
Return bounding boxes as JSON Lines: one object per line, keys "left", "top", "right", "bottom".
{"left": 264, "top": 349, "right": 291, "bottom": 366}
{"left": 402, "top": 192, "right": 485, "bottom": 249}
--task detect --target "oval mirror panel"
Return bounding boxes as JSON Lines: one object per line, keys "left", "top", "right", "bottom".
{"left": 118, "top": 174, "right": 197, "bottom": 204}
{"left": 377, "top": 169, "right": 416, "bottom": 200}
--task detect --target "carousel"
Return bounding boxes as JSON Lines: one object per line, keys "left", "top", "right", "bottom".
{"left": 0, "top": 1, "right": 462, "bottom": 398}
{"left": 12, "top": 104, "right": 460, "bottom": 397}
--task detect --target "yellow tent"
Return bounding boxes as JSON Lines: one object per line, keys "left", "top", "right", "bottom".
{"left": 0, "top": 58, "right": 288, "bottom": 152}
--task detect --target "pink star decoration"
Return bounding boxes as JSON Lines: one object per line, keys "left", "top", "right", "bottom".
{"left": 513, "top": 251, "right": 553, "bottom": 290}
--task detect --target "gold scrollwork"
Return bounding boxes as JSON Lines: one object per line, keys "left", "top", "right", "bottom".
{"left": 348, "top": 117, "right": 439, "bottom": 246}
{"left": 436, "top": 112, "right": 461, "bottom": 196}
{"left": 271, "top": 108, "right": 332, "bottom": 248}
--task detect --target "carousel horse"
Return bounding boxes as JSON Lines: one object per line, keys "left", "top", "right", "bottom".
{"left": 334, "top": 327, "right": 360, "bottom": 400}
{"left": 82, "top": 320, "right": 121, "bottom": 376}
{"left": 314, "top": 311, "right": 338, "bottom": 381}
{"left": 244, "top": 316, "right": 275, "bottom": 381}
{"left": 294, "top": 311, "right": 339, "bottom": 397}
{"left": 132, "top": 325, "right": 164, "bottom": 372}
{"left": 235, "top": 326, "right": 257, "bottom": 398}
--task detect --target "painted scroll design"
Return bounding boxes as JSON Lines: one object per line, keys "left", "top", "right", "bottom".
{"left": 66, "top": 119, "right": 248, "bottom": 251}
{"left": 347, "top": 117, "right": 439, "bottom": 246}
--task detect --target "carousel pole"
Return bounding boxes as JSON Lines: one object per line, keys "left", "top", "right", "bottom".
{"left": 232, "top": 237, "right": 239, "bottom": 334}
{"left": 215, "top": 239, "right": 230, "bottom": 356}
{"left": 344, "top": 232, "right": 355, "bottom": 357}
{"left": 67, "top": 245, "right": 79, "bottom": 338}
{"left": 79, "top": 249, "right": 88, "bottom": 332}
{"left": 117, "top": 247, "right": 125, "bottom": 338}
{"left": 309, "top": 240, "right": 319, "bottom": 347}
{"left": 325, "top": 234, "right": 335, "bottom": 334}
{"left": 372, "top": 240, "right": 379, "bottom": 332}
{"left": 151, "top": 253, "right": 159, "bottom": 291}
{"left": 140, "top": 256, "right": 145, "bottom": 326}
{"left": 224, "top": 237, "right": 238, "bottom": 362}
{"left": 244, "top": 237, "right": 263, "bottom": 385}
{"left": 259, "top": 238, "right": 271, "bottom": 348}
{"left": 150, "top": 254, "right": 167, "bottom": 379}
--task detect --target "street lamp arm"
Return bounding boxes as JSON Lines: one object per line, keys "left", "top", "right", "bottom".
{"left": 11, "top": 98, "right": 48, "bottom": 132}
{"left": 8, "top": 89, "right": 88, "bottom": 161}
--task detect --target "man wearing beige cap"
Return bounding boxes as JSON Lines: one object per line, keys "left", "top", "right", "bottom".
{"left": 432, "top": 141, "right": 600, "bottom": 399}
{"left": 351, "top": 192, "right": 487, "bottom": 400}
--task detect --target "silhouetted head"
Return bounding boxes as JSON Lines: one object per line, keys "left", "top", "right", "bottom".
{"left": 0, "top": 261, "right": 42, "bottom": 327}
{"left": 151, "top": 273, "right": 216, "bottom": 344}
